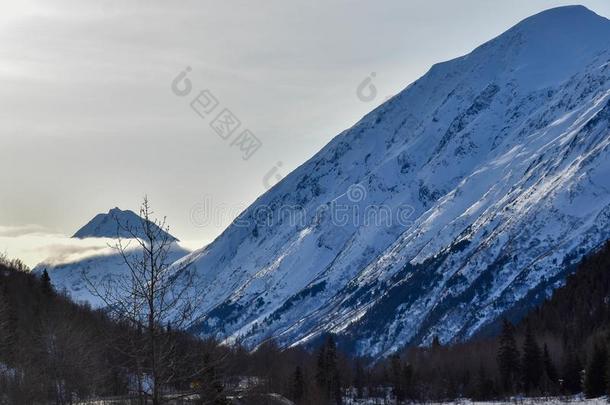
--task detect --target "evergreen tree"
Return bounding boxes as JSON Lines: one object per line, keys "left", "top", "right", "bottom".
{"left": 390, "top": 354, "right": 405, "bottom": 402}
{"left": 316, "top": 335, "right": 342, "bottom": 405}
{"left": 198, "top": 353, "right": 228, "bottom": 405}
{"left": 540, "top": 343, "right": 559, "bottom": 394}
{"left": 542, "top": 344, "right": 558, "bottom": 383}
{"left": 561, "top": 348, "right": 582, "bottom": 394}
{"left": 431, "top": 335, "right": 441, "bottom": 351}
{"left": 402, "top": 361, "right": 413, "bottom": 400}
{"left": 584, "top": 342, "right": 607, "bottom": 398}
{"left": 497, "top": 319, "right": 520, "bottom": 394}
{"left": 353, "top": 359, "right": 365, "bottom": 399}
{"left": 40, "top": 269, "right": 53, "bottom": 296}
{"left": 291, "top": 366, "right": 305, "bottom": 403}
{"left": 521, "top": 324, "right": 543, "bottom": 393}
{"left": 473, "top": 363, "right": 495, "bottom": 401}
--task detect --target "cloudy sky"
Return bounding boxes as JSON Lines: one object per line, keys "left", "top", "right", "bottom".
{"left": 2, "top": 0, "right": 610, "bottom": 267}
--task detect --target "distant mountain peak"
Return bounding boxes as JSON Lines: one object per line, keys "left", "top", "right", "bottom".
{"left": 72, "top": 207, "right": 179, "bottom": 241}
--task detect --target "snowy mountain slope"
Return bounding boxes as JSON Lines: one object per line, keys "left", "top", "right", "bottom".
{"left": 175, "top": 6, "right": 610, "bottom": 357}
{"left": 35, "top": 208, "right": 189, "bottom": 307}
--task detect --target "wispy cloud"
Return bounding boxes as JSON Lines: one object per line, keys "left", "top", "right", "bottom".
{"left": 0, "top": 224, "right": 195, "bottom": 268}
{"left": 33, "top": 239, "right": 116, "bottom": 267}
{"left": 0, "top": 230, "right": 115, "bottom": 268}
{"left": 0, "top": 224, "right": 53, "bottom": 237}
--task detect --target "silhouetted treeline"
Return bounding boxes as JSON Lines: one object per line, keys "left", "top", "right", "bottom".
{"left": 346, "top": 241, "right": 610, "bottom": 402}
{"left": 0, "top": 257, "right": 230, "bottom": 404}
{"left": 245, "top": 241, "right": 610, "bottom": 404}
{"left": 4, "top": 240, "right": 610, "bottom": 403}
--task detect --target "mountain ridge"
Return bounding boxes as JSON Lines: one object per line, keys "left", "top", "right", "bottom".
{"left": 171, "top": 5, "right": 610, "bottom": 357}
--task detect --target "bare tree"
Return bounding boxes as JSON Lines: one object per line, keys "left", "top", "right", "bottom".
{"left": 39, "top": 311, "right": 104, "bottom": 404}
{"left": 85, "top": 197, "right": 201, "bottom": 404}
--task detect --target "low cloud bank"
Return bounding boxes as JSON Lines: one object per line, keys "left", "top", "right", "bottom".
{"left": 0, "top": 231, "right": 117, "bottom": 268}
{"left": 0, "top": 226, "right": 195, "bottom": 269}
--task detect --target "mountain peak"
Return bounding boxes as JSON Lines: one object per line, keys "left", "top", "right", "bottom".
{"left": 432, "top": 4, "right": 610, "bottom": 91}
{"left": 525, "top": 5, "right": 598, "bottom": 20}
{"left": 72, "top": 207, "right": 179, "bottom": 241}
{"left": 512, "top": 5, "right": 608, "bottom": 35}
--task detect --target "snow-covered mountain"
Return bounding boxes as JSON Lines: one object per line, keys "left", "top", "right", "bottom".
{"left": 73, "top": 207, "right": 178, "bottom": 241}
{"left": 35, "top": 208, "right": 189, "bottom": 307}
{"left": 173, "top": 6, "right": 610, "bottom": 357}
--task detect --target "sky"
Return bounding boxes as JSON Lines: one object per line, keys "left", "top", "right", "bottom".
{"left": 2, "top": 0, "right": 610, "bottom": 267}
